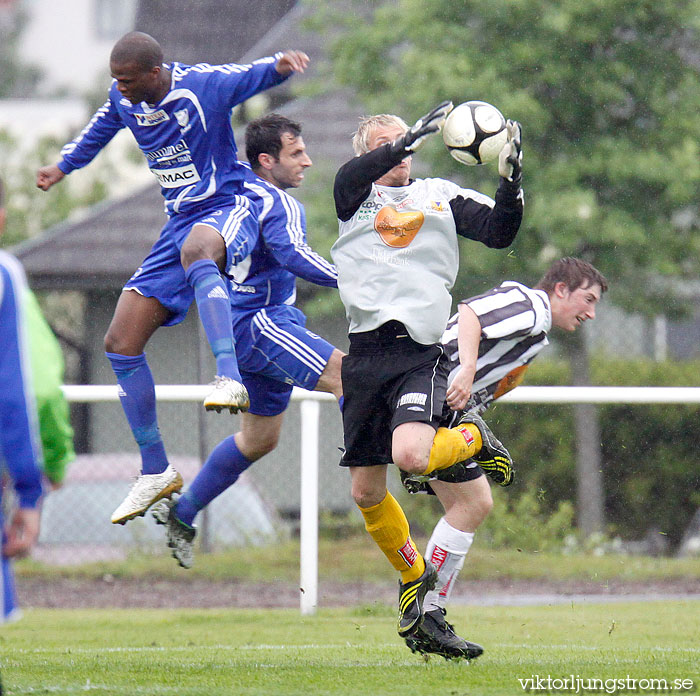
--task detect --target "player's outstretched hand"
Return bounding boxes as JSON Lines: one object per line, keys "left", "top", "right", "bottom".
{"left": 498, "top": 120, "right": 522, "bottom": 183}
{"left": 36, "top": 164, "right": 65, "bottom": 191}
{"left": 275, "top": 50, "right": 310, "bottom": 76}
{"left": 391, "top": 100, "right": 454, "bottom": 155}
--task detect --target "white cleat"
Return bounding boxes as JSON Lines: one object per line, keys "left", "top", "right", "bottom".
{"left": 203, "top": 376, "right": 250, "bottom": 414}
{"left": 111, "top": 464, "right": 183, "bottom": 525}
{"left": 152, "top": 495, "right": 196, "bottom": 569}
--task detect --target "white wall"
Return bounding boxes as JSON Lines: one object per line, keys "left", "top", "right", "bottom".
{"left": 19, "top": 0, "right": 137, "bottom": 96}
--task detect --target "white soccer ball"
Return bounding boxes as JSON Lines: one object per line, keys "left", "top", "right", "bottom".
{"left": 442, "top": 101, "right": 508, "bottom": 166}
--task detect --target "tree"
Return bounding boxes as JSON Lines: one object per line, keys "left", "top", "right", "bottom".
{"left": 315, "top": 0, "right": 700, "bottom": 534}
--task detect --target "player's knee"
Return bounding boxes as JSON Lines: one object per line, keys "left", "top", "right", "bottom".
{"left": 104, "top": 327, "right": 127, "bottom": 355}
{"left": 352, "top": 482, "right": 385, "bottom": 509}
{"left": 181, "top": 229, "right": 225, "bottom": 270}
{"left": 393, "top": 449, "right": 427, "bottom": 476}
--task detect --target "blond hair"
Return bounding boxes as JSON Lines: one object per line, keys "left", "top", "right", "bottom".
{"left": 352, "top": 114, "right": 409, "bottom": 156}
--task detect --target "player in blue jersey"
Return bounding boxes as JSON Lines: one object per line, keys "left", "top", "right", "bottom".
{"left": 0, "top": 179, "right": 44, "bottom": 621}
{"left": 151, "top": 114, "right": 343, "bottom": 568}
{"left": 36, "top": 32, "right": 309, "bottom": 526}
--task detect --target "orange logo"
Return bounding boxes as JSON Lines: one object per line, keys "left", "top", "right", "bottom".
{"left": 493, "top": 364, "right": 530, "bottom": 399}
{"left": 374, "top": 206, "right": 424, "bottom": 248}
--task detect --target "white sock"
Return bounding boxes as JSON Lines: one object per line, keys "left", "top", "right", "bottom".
{"left": 423, "top": 516, "right": 474, "bottom": 612}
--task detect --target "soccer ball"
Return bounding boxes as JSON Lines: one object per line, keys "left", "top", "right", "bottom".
{"left": 442, "top": 101, "right": 508, "bottom": 165}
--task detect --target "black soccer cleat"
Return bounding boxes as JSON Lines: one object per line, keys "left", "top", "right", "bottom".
{"left": 405, "top": 608, "right": 484, "bottom": 661}
{"left": 397, "top": 561, "right": 438, "bottom": 637}
{"left": 457, "top": 412, "right": 514, "bottom": 487}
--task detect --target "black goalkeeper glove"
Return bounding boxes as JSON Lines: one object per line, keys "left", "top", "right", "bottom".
{"left": 389, "top": 100, "right": 454, "bottom": 156}
{"left": 498, "top": 120, "right": 522, "bottom": 183}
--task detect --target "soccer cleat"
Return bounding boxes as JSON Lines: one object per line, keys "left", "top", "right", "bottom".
{"left": 400, "top": 469, "right": 432, "bottom": 495}
{"left": 405, "top": 608, "right": 484, "bottom": 661}
{"left": 397, "top": 561, "right": 438, "bottom": 637}
{"left": 110, "top": 464, "right": 183, "bottom": 525}
{"left": 457, "top": 412, "right": 515, "bottom": 486}
{"left": 152, "top": 494, "right": 196, "bottom": 569}
{"left": 203, "top": 376, "right": 250, "bottom": 414}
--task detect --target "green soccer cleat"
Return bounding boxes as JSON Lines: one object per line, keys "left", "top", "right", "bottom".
{"left": 457, "top": 412, "right": 515, "bottom": 486}
{"left": 397, "top": 561, "right": 438, "bottom": 637}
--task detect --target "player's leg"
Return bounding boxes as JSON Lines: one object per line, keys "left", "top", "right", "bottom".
{"left": 105, "top": 290, "right": 183, "bottom": 524}
{"left": 181, "top": 199, "right": 259, "bottom": 414}
{"left": 153, "top": 411, "right": 284, "bottom": 568}
{"left": 341, "top": 332, "right": 438, "bottom": 637}
{"left": 313, "top": 348, "right": 344, "bottom": 401}
{"left": 405, "top": 475, "right": 490, "bottom": 660}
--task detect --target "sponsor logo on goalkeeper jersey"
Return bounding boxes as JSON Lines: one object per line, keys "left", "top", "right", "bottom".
{"left": 397, "top": 539, "right": 418, "bottom": 567}
{"left": 430, "top": 200, "right": 447, "bottom": 212}
{"left": 152, "top": 163, "right": 201, "bottom": 188}
{"left": 135, "top": 110, "right": 169, "bottom": 126}
{"left": 375, "top": 206, "right": 424, "bottom": 248}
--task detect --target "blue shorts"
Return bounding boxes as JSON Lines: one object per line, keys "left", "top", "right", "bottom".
{"left": 232, "top": 304, "right": 335, "bottom": 417}
{"left": 124, "top": 196, "right": 259, "bottom": 327}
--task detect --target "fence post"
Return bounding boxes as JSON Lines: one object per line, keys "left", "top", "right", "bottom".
{"left": 299, "top": 399, "right": 320, "bottom": 615}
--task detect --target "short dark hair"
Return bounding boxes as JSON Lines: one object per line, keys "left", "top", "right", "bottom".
{"left": 536, "top": 257, "right": 608, "bottom": 294}
{"left": 110, "top": 31, "right": 163, "bottom": 71}
{"left": 245, "top": 114, "right": 302, "bottom": 171}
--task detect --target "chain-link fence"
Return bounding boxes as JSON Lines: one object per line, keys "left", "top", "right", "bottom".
{"left": 32, "top": 393, "right": 350, "bottom": 566}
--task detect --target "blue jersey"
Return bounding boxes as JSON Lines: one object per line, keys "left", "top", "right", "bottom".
{"left": 228, "top": 173, "right": 338, "bottom": 311}
{"left": 0, "top": 251, "right": 43, "bottom": 509}
{"left": 57, "top": 56, "right": 288, "bottom": 215}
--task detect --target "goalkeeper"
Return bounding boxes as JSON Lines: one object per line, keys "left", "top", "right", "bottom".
{"left": 331, "top": 101, "right": 523, "bottom": 654}
{"left": 402, "top": 257, "right": 607, "bottom": 660}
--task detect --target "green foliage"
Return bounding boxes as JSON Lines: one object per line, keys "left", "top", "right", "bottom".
{"left": 315, "top": 0, "right": 700, "bottom": 315}
{"left": 479, "top": 488, "right": 576, "bottom": 551}
{"left": 490, "top": 357, "right": 700, "bottom": 546}
{"left": 0, "top": 129, "right": 113, "bottom": 247}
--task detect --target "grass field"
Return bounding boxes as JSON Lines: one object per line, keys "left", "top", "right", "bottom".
{"left": 2, "top": 601, "right": 698, "bottom": 696}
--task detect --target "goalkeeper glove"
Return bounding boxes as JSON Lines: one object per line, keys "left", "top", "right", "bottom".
{"left": 389, "top": 100, "right": 454, "bottom": 156}
{"left": 498, "top": 120, "right": 522, "bottom": 183}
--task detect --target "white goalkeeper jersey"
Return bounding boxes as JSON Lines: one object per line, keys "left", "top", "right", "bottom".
{"left": 332, "top": 143, "right": 523, "bottom": 345}
{"left": 442, "top": 281, "right": 551, "bottom": 413}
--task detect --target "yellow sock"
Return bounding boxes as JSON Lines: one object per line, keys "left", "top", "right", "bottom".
{"left": 422, "top": 424, "right": 483, "bottom": 476}
{"left": 359, "top": 491, "right": 426, "bottom": 583}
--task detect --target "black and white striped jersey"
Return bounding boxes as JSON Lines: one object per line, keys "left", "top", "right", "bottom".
{"left": 441, "top": 281, "right": 551, "bottom": 414}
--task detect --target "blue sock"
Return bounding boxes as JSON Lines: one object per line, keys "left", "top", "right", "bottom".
{"left": 185, "top": 259, "right": 241, "bottom": 381}
{"left": 106, "top": 352, "right": 169, "bottom": 475}
{"left": 175, "top": 435, "right": 252, "bottom": 527}
{"left": 338, "top": 395, "right": 344, "bottom": 413}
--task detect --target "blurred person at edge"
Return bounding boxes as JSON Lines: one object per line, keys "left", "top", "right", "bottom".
{"left": 0, "top": 176, "right": 45, "bottom": 624}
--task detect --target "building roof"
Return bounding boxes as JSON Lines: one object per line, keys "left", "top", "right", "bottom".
{"left": 15, "top": 0, "right": 360, "bottom": 290}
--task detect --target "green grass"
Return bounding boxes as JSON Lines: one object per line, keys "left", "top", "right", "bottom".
{"left": 2, "top": 602, "right": 699, "bottom": 695}
{"left": 17, "top": 535, "right": 700, "bottom": 584}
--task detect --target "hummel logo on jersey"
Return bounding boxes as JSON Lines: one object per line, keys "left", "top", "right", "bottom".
{"left": 207, "top": 286, "right": 228, "bottom": 300}
{"left": 135, "top": 110, "right": 169, "bottom": 126}
{"left": 398, "top": 392, "right": 428, "bottom": 408}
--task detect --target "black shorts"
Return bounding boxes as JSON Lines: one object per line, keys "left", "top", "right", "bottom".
{"left": 340, "top": 321, "right": 448, "bottom": 468}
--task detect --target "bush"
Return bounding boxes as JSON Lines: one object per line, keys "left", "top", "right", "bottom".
{"left": 489, "top": 357, "right": 700, "bottom": 547}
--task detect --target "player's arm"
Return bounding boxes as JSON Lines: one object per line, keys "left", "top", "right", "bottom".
{"left": 0, "top": 261, "right": 44, "bottom": 560}
{"left": 334, "top": 101, "right": 452, "bottom": 221}
{"left": 263, "top": 198, "right": 338, "bottom": 287}
{"left": 214, "top": 51, "right": 308, "bottom": 109}
{"left": 36, "top": 97, "right": 125, "bottom": 190}
{"left": 446, "top": 303, "right": 481, "bottom": 411}
{"left": 450, "top": 121, "right": 524, "bottom": 248}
